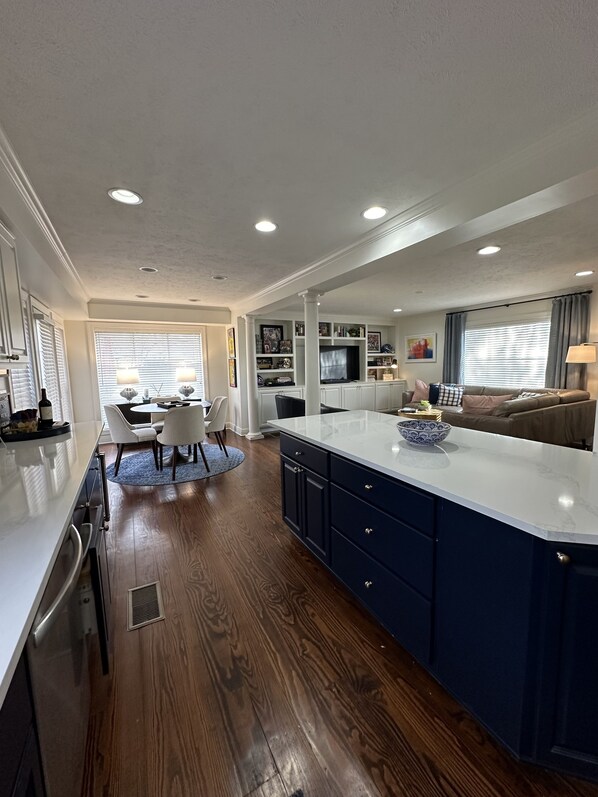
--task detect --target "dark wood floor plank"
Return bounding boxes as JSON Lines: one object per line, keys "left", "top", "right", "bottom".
{"left": 83, "top": 436, "right": 598, "bottom": 797}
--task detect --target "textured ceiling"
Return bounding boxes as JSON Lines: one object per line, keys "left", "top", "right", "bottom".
{"left": 0, "top": 1, "right": 598, "bottom": 309}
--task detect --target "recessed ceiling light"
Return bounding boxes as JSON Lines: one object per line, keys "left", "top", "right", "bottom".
{"left": 135, "top": 294, "right": 149, "bottom": 298}
{"left": 212, "top": 275, "right": 228, "bottom": 281}
{"left": 108, "top": 187, "right": 143, "bottom": 205}
{"left": 477, "top": 245, "right": 501, "bottom": 255}
{"left": 139, "top": 266, "right": 158, "bottom": 273}
{"left": 255, "top": 220, "right": 278, "bottom": 232}
{"left": 393, "top": 308, "right": 402, "bottom": 313}
{"left": 362, "top": 206, "right": 387, "bottom": 220}
{"left": 575, "top": 270, "right": 594, "bottom": 277}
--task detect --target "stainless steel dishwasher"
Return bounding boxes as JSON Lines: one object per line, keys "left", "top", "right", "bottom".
{"left": 26, "top": 520, "right": 90, "bottom": 797}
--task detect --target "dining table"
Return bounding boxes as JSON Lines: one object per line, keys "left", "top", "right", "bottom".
{"left": 130, "top": 400, "right": 212, "bottom": 467}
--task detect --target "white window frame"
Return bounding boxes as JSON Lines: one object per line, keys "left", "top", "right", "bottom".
{"left": 462, "top": 307, "right": 551, "bottom": 388}
{"left": 89, "top": 322, "right": 210, "bottom": 437}
{"left": 30, "top": 298, "right": 73, "bottom": 422}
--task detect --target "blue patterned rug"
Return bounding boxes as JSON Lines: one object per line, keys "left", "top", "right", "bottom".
{"left": 106, "top": 444, "right": 245, "bottom": 485}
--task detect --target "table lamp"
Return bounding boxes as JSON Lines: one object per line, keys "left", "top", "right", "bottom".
{"left": 176, "top": 366, "right": 196, "bottom": 398}
{"left": 566, "top": 343, "right": 597, "bottom": 453}
{"left": 116, "top": 367, "right": 140, "bottom": 402}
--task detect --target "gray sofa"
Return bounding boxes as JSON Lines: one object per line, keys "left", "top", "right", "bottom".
{"left": 401, "top": 385, "right": 596, "bottom": 447}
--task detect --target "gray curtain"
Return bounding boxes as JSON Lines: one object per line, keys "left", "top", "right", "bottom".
{"left": 442, "top": 312, "right": 467, "bottom": 383}
{"left": 545, "top": 293, "right": 590, "bottom": 389}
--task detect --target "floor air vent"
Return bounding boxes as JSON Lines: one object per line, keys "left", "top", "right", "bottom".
{"left": 128, "top": 581, "right": 165, "bottom": 630}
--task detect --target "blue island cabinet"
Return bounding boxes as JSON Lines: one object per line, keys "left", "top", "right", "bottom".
{"left": 278, "top": 432, "right": 598, "bottom": 784}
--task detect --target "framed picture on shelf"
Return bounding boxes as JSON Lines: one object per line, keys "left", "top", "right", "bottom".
{"left": 405, "top": 333, "right": 437, "bottom": 362}
{"left": 367, "top": 331, "right": 382, "bottom": 352}
{"left": 279, "top": 339, "right": 293, "bottom": 353}
{"left": 227, "top": 327, "right": 236, "bottom": 358}
{"left": 260, "top": 324, "right": 284, "bottom": 352}
{"left": 263, "top": 341, "right": 272, "bottom": 354}
{"left": 228, "top": 358, "right": 237, "bottom": 388}
{"left": 319, "top": 322, "right": 331, "bottom": 337}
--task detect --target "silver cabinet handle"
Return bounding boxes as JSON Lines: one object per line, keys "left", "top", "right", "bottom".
{"left": 294, "top": 450, "right": 304, "bottom": 456}
{"left": 293, "top": 466, "right": 301, "bottom": 473}
{"left": 556, "top": 551, "right": 571, "bottom": 566}
{"left": 7, "top": 353, "right": 20, "bottom": 360}
{"left": 364, "top": 580, "right": 373, "bottom": 589}
{"left": 31, "top": 524, "right": 84, "bottom": 647}
{"left": 364, "top": 527, "right": 373, "bottom": 535}
{"left": 364, "top": 484, "right": 373, "bottom": 491}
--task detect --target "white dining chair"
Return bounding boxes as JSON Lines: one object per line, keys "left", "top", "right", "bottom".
{"left": 204, "top": 396, "right": 229, "bottom": 456}
{"left": 156, "top": 404, "right": 209, "bottom": 480}
{"left": 104, "top": 404, "right": 158, "bottom": 476}
{"left": 149, "top": 395, "right": 179, "bottom": 432}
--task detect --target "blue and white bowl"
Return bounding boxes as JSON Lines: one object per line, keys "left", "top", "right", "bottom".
{"left": 397, "top": 419, "right": 451, "bottom": 446}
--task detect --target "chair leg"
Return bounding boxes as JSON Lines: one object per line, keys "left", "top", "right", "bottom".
{"left": 152, "top": 440, "right": 159, "bottom": 470}
{"left": 216, "top": 431, "right": 228, "bottom": 457}
{"left": 172, "top": 448, "right": 177, "bottom": 481}
{"left": 198, "top": 442, "right": 210, "bottom": 472}
{"left": 114, "top": 443, "right": 124, "bottom": 476}
{"left": 159, "top": 443, "right": 163, "bottom": 471}
{"left": 193, "top": 443, "right": 198, "bottom": 463}
{"left": 187, "top": 444, "right": 191, "bottom": 456}
{"left": 214, "top": 433, "right": 223, "bottom": 451}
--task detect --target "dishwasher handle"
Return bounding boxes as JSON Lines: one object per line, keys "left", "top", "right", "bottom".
{"left": 31, "top": 524, "right": 84, "bottom": 648}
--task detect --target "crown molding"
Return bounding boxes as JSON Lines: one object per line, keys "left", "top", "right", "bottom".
{"left": 238, "top": 107, "right": 598, "bottom": 316}
{"left": 0, "top": 124, "right": 89, "bottom": 300}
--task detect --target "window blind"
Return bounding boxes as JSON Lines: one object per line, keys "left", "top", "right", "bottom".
{"left": 463, "top": 319, "right": 550, "bottom": 388}
{"left": 36, "top": 318, "right": 65, "bottom": 420}
{"left": 54, "top": 326, "right": 73, "bottom": 421}
{"left": 94, "top": 328, "right": 206, "bottom": 422}
{"left": 10, "top": 301, "right": 37, "bottom": 411}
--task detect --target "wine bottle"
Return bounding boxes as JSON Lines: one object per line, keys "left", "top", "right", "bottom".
{"left": 38, "top": 388, "right": 53, "bottom": 429}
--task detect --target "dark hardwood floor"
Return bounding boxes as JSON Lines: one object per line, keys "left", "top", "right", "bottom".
{"left": 83, "top": 435, "right": 598, "bottom": 797}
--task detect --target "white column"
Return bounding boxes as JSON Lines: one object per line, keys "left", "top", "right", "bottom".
{"left": 300, "top": 290, "right": 321, "bottom": 416}
{"left": 243, "top": 315, "right": 264, "bottom": 440}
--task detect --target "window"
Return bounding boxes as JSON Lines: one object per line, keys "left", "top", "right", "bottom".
{"left": 94, "top": 327, "right": 206, "bottom": 422}
{"left": 463, "top": 318, "right": 551, "bottom": 388}
{"left": 34, "top": 313, "right": 73, "bottom": 422}
{"left": 9, "top": 298, "right": 37, "bottom": 411}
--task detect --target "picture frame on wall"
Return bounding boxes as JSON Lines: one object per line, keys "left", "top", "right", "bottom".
{"left": 405, "top": 333, "right": 437, "bottom": 362}
{"left": 367, "top": 331, "right": 382, "bottom": 352}
{"left": 228, "top": 358, "right": 237, "bottom": 388}
{"left": 227, "top": 327, "right": 236, "bottom": 358}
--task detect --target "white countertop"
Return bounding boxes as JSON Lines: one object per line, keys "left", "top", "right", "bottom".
{"left": 0, "top": 421, "right": 103, "bottom": 708}
{"left": 271, "top": 411, "right": 598, "bottom": 546}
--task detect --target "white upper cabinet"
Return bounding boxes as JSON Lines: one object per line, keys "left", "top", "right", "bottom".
{"left": 0, "top": 224, "right": 29, "bottom": 366}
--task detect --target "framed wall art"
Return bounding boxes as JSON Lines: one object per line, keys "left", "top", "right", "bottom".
{"left": 227, "top": 327, "right": 236, "bottom": 358}
{"left": 405, "top": 333, "right": 437, "bottom": 362}
{"left": 260, "top": 324, "right": 283, "bottom": 352}
{"left": 228, "top": 358, "right": 237, "bottom": 388}
{"left": 367, "top": 331, "right": 381, "bottom": 352}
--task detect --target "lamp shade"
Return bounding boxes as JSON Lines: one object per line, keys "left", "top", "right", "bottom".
{"left": 176, "top": 366, "right": 196, "bottom": 383}
{"left": 116, "top": 367, "right": 140, "bottom": 385}
{"left": 565, "top": 344, "right": 597, "bottom": 364}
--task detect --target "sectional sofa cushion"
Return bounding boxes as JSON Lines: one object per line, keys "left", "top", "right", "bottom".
{"left": 492, "top": 393, "right": 560, "bottom": 416}
{"left": 462, "top": 394, "right": 513, "bottom": 415}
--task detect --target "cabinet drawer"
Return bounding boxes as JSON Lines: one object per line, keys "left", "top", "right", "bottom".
{"left": 331, "top": 530, "right": 431, "bottom": 663}
{"left": 331, "top": 485, "right": 433, "bottom": 598}
{"left": 331, "top": 455, "right": 435, "bottom": 534}
{"left": 280, "top": 433, "right": 329, "bottom": 477}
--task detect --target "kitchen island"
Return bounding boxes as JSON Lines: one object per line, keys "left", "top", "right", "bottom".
{"left": 0, "top": 421, "right": 104, "bottom": 708}
{"left": 271, "top": 411, "right": 598, "bottom": 783}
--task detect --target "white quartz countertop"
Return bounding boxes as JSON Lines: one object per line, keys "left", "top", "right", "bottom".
{"left": 0, "top": 421, "right": 103, "bottom": 708}
{"left": 271, "top": 411, "right": 598, "bottom": 546}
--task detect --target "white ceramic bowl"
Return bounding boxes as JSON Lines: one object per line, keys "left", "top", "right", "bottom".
{"left": 397, "top": 419, "right": 451, "bottom": 446}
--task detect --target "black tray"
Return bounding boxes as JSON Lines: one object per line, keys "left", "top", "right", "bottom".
{"left": 1, "top": 421, "right": 71, "bottom": 442}
{"left": 157, "top": 401, "right": 189, "bottom": 409}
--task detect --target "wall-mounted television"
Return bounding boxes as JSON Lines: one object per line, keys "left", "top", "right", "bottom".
{"left": 319, "top": 345, "right": 360, "bottom": 383}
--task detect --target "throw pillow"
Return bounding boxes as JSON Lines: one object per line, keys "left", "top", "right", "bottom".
{"left": 412, "top": 379, "right": 429, "bottom": 402}
{"left": 437, "top": 384, "right": 464, "bottom": 406}
{"left": 462, "top": 394, "right": 513, "bottom": 415}
{"left": 429, "top": 383, "right": 441, "bottom": 405}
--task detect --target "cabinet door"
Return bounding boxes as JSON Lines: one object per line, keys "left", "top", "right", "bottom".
{"left": 375, "top": 383, "right": 391, "bottom": 411}
{"left": 341, "top": 385, "right": 361, "bottom": 410}
{"left": 281, "top": 456, "right": 302, "bottom": 538}
{"left": 535, "top": 543, "right": 598, "bottom": 777}
{"left": 0, "top": 228, "right": 28, "bottom": 363}
{"left": 259, "top": 392, "right": 279, "bottom": 426}
{"left": 321, "top": 385, "right": 342, "bottom": 408}
{"left": 360, "top": 383, "right": 376, "bottom": 411}
{"left": 302, "top": 469, "right": 330, "bottom": 563}
{"left": 389, "top": 382, "right": 404, "bottom": 409}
